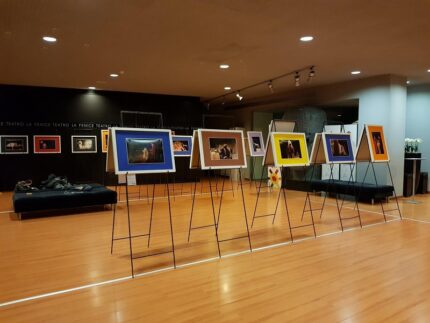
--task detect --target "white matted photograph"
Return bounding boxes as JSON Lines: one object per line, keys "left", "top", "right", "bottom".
{"left": 71, "top": 136, "right": 97, "bottom": 153}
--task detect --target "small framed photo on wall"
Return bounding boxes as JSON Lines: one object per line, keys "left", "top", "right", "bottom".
{"left": 0, "top": 135, "right": 29, "bottom": 154}
{"left": 33, "top": 135, "right": 61, "bottom": 154}
{"left": 101, "top": 129, "right": 109, "bottom": 153}
{"left": 71, "top": 135, "right": 97, "bottom": 153}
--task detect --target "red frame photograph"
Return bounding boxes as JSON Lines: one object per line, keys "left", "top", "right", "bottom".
{"left": 33, "top": 135, "right": 61, "bottom": 154}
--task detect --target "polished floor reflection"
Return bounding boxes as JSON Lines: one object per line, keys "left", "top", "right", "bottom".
{"left": 0, "top": 180, "right": 429, "bottom": 321}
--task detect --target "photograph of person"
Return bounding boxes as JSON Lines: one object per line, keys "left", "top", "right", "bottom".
{"left": 252, "top": 136, "right": 262, "bottom": 153}
{"left": 209, "top": 138, "right": 238, "bottom": 160}
{"left": 39, "top": 139, "right": 56, "bottom": 150}
{"left": 126, "top": 138, "right": 164, "bottom": 164}
{"left": 330, "top": 139, "right": 350, "bottom": 157}
{"left": 371, "top": 132, "right": 384, "bottom": 154}
{"left": 173, "top": 140, "right": 189, "bottom": 152}
{"left": 74, "top": 138, "right": 95, "bottom": 151}
{"left": 279, "top": 140, "right": 302, "bottom": 159}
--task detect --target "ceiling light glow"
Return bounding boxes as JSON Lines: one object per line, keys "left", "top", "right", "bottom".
{"left": 110, "top": 73, "right": 119, "bottom": 78}
{"left": 42, "top": 36, "right": 57, "bottom": 43}
{"left": 351, "top": 71, "right": 361, "bottom": 75}
{"left": 224, "top": 86, "right": 231, "bottom": 91}
{"left": 219, "top": 64, "right": 230, "bottom": 69}
{"left": 300, "top": 36, "right": 314, "bottom": 42}
{"left": 88, "top": 86, "right": 96, "bottom": 90}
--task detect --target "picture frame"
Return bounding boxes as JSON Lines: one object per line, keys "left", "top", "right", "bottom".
{"left": 110, "top": 127, "right": 176, "bottom": 174}
{"left": 101, "top": 129, "right": 109, "bottom": 153}
{"left": 172, "top": 135, "right": 192, "bottom": 157}
{"left": 366, "top": 124, "right": 389, "bottom": 162}
{"left": 247, "top": 131, "right": 265, "bottom": 157}
{"left": 33, "top": 135, "right": 61, "bottom": 154}
{"left": 270, "top": 132, "right": 310, "bottom": 167}
{"left": 322, "top": 133, "right": 355, "bottom": 164}
{"left": 0, "top": 135, "right": 29, "bottom": 154}
{"left": 197, "top": 129, "right": 247, "bottom": 170}
{"left": 71, "top": 135, "right": 97, "bottom": 153}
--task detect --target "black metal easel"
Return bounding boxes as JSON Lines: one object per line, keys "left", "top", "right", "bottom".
{"left": 110, "top": 172, "right": 176, "bottom": 277}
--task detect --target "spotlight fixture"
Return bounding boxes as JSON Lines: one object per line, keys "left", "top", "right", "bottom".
{"left": 300, "top": 36, "right": 314, "bottom": 42}
{"left": 42, "top": 36, "right": 57, "bottom": 43}
{"left": 88, "top": 86, "right": 96, "bottom": 90}
{"left": 110, "top": 73, "right": 119, "bottom": 78}
{"left": 219, "top": 64, "right": 230, "bottom": 69}
{"left": 295, "top": 72, "right": 301, "bottom": 87}
{"left": 406, "top": 80, "right": 411, "bottom": 85}
{"left": 236, "top": 92, "right": 243, "bottom": 101}
{"left": 307, "top": 66, "right": 315, "bottom": 82}
{"left": 268, "top": 80, "right": 274, "bottom": 93}
{"left": 224, "top": 86, "right": 231, "bottom": 91}
{"left": 351, "top": 70, "right": 361, "bottom": 75}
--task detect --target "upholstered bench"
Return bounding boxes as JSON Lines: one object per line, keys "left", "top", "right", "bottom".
{"left": 310, "top": 179, "right": 394, "bottom": 204}
{"left": 13, "top": 183, "right": 117, "bottom": 219}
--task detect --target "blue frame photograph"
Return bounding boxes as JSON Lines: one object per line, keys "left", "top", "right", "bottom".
{"left": 172, "top": 135, "right": 192, "bottom": 157}
{"left": 322, "top": 133, "right": 355, "bottom": 163}
{"left": 111, "top": 127, "right": 176, "bottom": 174}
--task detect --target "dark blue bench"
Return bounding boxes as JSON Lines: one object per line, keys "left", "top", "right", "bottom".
{"left": 13, "top": 183, "right": 117, "bottom": 218}
{"left": 310, "top": 179, "right": 394, "bottom": 203}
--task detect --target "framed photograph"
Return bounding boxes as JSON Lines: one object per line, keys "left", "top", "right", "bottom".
{"left": 101, "top": 129, "right": 109, "bottom": 153}
{"left": 198, "top": 129, "right": 247, "bottom": 170}
{"left": 110, "top": 127, "right": 175, "bottom": 174}
{"left": 366, "top": 125, "right": 389, "bottom": 162}
{"left": 247, "top": 131, "right": 265, "bottom": 157}
{"left": 71, "top": 135, "right": 97, "bottom": 153}
{"left": 0, "top": 135, "right": 29, "bottom": 154}
{"left": 172, "top": 135, "right": 192, "bottom": 157}
{"left": 33, "top": 135, "right": 61, "bottom": 154}
{"left": 270, "top": 132, "right": 309, "bottom": 167}
{"left": 322, "top": 133, "right": 355, "bottom": 163}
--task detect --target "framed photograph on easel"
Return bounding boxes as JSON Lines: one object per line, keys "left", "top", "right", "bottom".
{"left": 366, "top": 125, "right": 389, "bottom": 162}
{"left": 247, "top": 131, "right": 265, "bottom": 157}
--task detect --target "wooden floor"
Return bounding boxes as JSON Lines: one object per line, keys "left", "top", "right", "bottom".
{"left": 0, "top": 180, "right": 429, "bottom": 322}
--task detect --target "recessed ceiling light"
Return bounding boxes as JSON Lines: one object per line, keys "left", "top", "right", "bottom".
{"left": 42, "top": 36, "right": 57, "bottom": 43}
{"left": 110, "top": 73, "right": 119, "bottom": 78}
{"left": 88, "top": 86, "right": 96, "bottom": 90}
{"left": 300, "top": 36, "right": 314, "bottom": 42}
{"left": 219, "top": 64, "right": 230, "bottom": 69}
{"left": 337, "top": 114, "right": 342, "bottom": 117}
{"left": 427, "top": 69, "right": 430, "bottom": 73}
{"left": 406, "top": 80, "right": 411, "bottom": 85}
{"left": 224, "top": 86, "right": 231, "bottom": 90}
{"left": 351, "top": 70, "right": 361, "bottom": 75}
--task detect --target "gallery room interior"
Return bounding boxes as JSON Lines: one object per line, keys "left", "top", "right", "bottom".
{"left": 1, "top": 1, "right": 430, "bottom": 321}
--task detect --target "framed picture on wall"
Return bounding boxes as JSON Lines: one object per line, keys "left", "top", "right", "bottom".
{"left": 0, "top": 135, "right": 29, "bottom": 154}
{"left": 247, "top": 131, "right": 265, "bottom": 157}
{"left": 270, "top": 132, "right": 309, "bottom": 167}
{"left": 322, "top": 133, "right": 355, "bottom": 163}
{"left": 172, "top": 135, "right": 192, "bottom": 157}
{"left": 110, "top": 127, "right": 176, "bottom": 174}
{"left": 366, "top": 124, "right": 389, "bottom": 162}
{"left": 33, "top": 135, "right": 61, "bottom": 154}
{"left": 198, "top": 129, "right": 247, "bottom": 170}
{"left": 101, "top": 129, "right": 109, "bottom": 153}
{"left": 71, "top": 135, "right": 97, "bottom": 153}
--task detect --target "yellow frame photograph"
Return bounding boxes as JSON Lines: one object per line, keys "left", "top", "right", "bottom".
{"left": 270, "top": 132, "right": 309, "bottom": 167}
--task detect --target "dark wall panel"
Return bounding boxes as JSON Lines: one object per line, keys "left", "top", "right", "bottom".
{"left": 0, "top": 85, "right": 203, "bottom": 190}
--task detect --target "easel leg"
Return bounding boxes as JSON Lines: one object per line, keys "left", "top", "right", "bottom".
{"left": 125, "top": 176, "right": 135, "bottom": 277}
{"left": 216, "top": 176, "right": 226, "bottom": 226}
{"left": 281, "top": 187, "right": 294, "bottom": 242}
{"left": 208, "top": 171, "right": 221, "bottom": 257}
{"left": 271, "top": 186, "right": 283, "bottom": 224}
{"left": 238, "top": 168, "right": 252, "bottom": 252}
{"left": 165, "top": 173, "right": 176, "bottom": 268}
{"left": 370, "top": 162, "right": 387, "bottom": 222}
{"left": 187, "top": 179, "right": 198, "bottom": 242}
{"left": 110, "top": 203, "right": 117, "bottom": 254}
{"left": 387, "top": 162, "right": 402, "bottom": 220}
{"left": 251, "top": 164, "right": 266, "bottom": 228}
{"left": 329, "top": 164, "right": 344, "bottom": 231}
{"left": 147, "top": 183, "right": 156, "bottom": 248}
